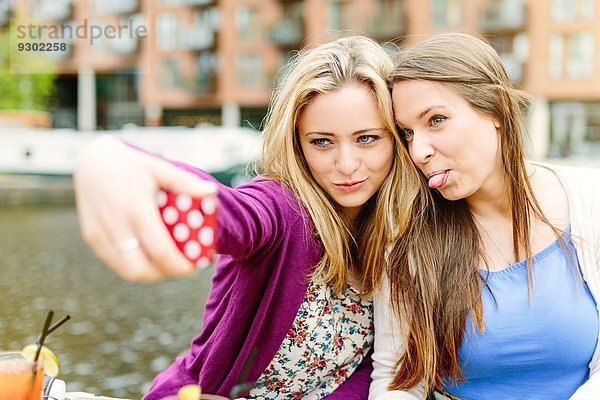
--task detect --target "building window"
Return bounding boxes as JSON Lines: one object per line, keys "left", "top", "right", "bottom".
{"left": 367, "top": 0, "right": 405, "bottom": 37}
{"left": 92, "top": 0, "right": 138, "bottom": 15}
{"left": 98, "top": 72, "right": 139, "bottom": 103}
{"left": 236, "top": 52, "right": 263, "bottom": 87}
{"left": 548, "top": 32, "right": 593, "bottom": 80}
{"left": 327, "top": 0, "right": 354, "bottom": 31}
{"left": 0, "top": 0, "right": 8, "bottom": 27}
{"left": 431, "top": 0, "right": 464, "bottom": 28}
{"left": 567, "top": 31, "right": 594, "bottom": 79}
{"left": 157, "top": 13, "right": 178, "bottom": 50}
{"left": 159, "top": 57, "right": 182, "bottom": 88}
{"left": 97, "top": 72, "right": 144, "bottom": 130}
{"left": 269, "top": 1, "right": 304, "bottom": 46}
{"left": 581, "top": 0, "right": 596, "bottom": 20}
{"left": 195, "top": 51, "right": 216, "bottom": 91}
{"left": 550, "top": 101, "right": 600, "bottom": 158}
{"left": 236, "top": 6, "right": 261, "bottom": 42}
{"left": 552, "top": 0, "right": 595, "bottom": 22}
{"left": 548, "top": 33, "right": 564, "bottom": 79}
{"left": 490, "top": 33, "right": 527, "bottom": 84}
{"left": 179, "top": 7, "right": 218, "bottom": 50}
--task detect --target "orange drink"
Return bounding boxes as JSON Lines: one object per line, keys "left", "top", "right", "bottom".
{"left": 0, "top": 352, "right": 44, "bottom": 400}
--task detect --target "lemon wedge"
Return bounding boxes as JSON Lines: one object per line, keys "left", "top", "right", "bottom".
{"left": 21, "top": 344, "right": 60, "bottom": 377}
{"left": 177, "top": 384, "right": 201, "bottom": 400}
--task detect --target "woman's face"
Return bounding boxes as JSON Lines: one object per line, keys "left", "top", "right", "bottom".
{"left": 392, "top": 79, "right": 503, "bottom": 202}
{"left": 298, "top": 83, "right": 394, "bottom": 221}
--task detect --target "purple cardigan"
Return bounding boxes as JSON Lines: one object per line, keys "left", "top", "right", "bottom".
{"left": 143, "top": 164, "right": 373, "bottom": 400}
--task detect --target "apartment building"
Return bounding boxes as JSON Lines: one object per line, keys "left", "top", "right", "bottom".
{"left": 2, "top": 0, "right": 408, "bottom": 130}
{"left": 2, "top": 0, "right": 599, "bottom": 159}
{"left": 401, "top": 0, "right": 599, "bottom": 159}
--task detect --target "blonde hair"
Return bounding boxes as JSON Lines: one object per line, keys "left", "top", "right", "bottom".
{"left": 257, "top": 36, "right": 420, "bottom": 294}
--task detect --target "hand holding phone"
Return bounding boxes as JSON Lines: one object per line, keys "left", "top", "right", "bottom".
{"left": 157, "top": 189, "right": 218, "bottom": 269}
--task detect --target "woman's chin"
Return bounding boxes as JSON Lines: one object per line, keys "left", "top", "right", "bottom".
{"left": 435, "top": 186, "right": 468, "bottom": 202}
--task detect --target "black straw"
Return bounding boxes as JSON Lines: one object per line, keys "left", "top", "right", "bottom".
{"left": 33, "top": 311, "right": 71, "bottom": 365}
{"left": 47, "top": 315, "right": 71, "bottom": 336}
{"left": 34, "top": 311, "right": 54, "bottom": 364}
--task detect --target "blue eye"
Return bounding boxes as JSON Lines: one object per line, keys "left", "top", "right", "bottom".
{"left": 357, "top": 135, "right": 378, "bottom": 144}
{"left": 310, "top": 138, "right": 332, "bottom": 148}
{"left": 431, "top": 115, "right": 446, "bottom": 127}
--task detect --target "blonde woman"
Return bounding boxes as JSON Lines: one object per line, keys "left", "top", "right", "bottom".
{"left": 370, "top": 33, "right": 600, "bottom": 399}
{"left": 74, "top": 36, "right": 420, "bottom": 399}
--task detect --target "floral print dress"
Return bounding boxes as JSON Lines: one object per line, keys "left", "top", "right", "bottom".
{"left": 249, "top": 281, "right": 374, "bottom": 400}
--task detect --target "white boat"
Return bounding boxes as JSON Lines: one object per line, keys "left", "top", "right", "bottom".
{"left": 0, "top": 125, "right": 263, "bottom": 181}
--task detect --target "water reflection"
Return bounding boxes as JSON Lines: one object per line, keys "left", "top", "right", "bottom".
{"left": 0, "top": 205, "right": 213, "bottom": 399}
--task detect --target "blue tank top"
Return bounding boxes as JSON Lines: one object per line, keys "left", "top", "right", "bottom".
{"left": 444, "top": 227, "right": 599, "bottom": 399}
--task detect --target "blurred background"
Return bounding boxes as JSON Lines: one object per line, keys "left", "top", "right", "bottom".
{"left": 0, "top": 0, "right": 599, "bottom": 398}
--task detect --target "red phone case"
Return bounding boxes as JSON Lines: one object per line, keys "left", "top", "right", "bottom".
{"left": 157, "top": 189, "right": 218, "bottom": 269}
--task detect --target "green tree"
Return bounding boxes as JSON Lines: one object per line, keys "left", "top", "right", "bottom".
{"left": 0, "top": 21, "right": 56, "bottom": 111}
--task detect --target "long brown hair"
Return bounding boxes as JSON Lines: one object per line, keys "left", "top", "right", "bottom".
{"left": 387, "top": 33, "right": 565, "bottom": 392}
{"left": 258, "top": 36, "right": 420, "bottom": 295}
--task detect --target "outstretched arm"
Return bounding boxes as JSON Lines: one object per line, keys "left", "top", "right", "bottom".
{"left": 74, "top": 135, "right": 218, "bottom": 281}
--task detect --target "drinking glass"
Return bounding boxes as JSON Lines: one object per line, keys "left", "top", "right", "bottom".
{"left": 0, "top": 351, "right": 44, "bottom": 400}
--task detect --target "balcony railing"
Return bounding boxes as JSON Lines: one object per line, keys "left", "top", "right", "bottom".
{"left": 159, "top": 0, "right": 215, "bottom": 6}
{"left": 168, "top": 69, "right": 216, "bottom": 93}
{"left": 479, "top": 0, "right": 525, "bottom": 32}
{"left": 181, "top": 0, "right": 215, "bottom": 5}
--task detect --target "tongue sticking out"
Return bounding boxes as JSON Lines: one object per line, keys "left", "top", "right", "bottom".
{"left": 428, "top": 171, "right": 447, "bottom": 189}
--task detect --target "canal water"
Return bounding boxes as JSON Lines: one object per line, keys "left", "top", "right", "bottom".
{"left": 0, "top": 205, "right": 213, "bottom": 399}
